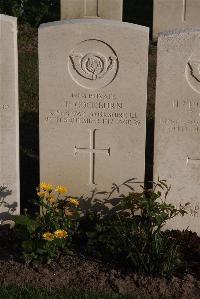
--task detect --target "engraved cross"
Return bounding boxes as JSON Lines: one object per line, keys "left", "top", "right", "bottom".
{"left": 182, "top": 0, "right": 187, "bottom": 22}
{"left": 74, "top": 129, "right": 110, "bottom": 186}
{"left": 186, "top": 156, "right": 200, "bottom": 164}
{"left": 84, "top": 0, "right": 99, "bottom": 17}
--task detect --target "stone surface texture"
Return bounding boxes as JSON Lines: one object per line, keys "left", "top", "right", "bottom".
{"left": 154, "top": 28, "right": 200, "bottom": 234}
{"left": 0, "top": 15, "right": 20, "bottom": 219}
{"left": 39, "top": 19, "right": 149, "bottom": 198}
{"left": 153, "top": 0, "right": 200, "bottom": 41}
{"left": 61, "top": 0, "right": 123, "bottom": 21}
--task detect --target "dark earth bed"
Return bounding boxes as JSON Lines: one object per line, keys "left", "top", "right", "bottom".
{"left": 0, "top": 226, "right": 199, "bottom": 299}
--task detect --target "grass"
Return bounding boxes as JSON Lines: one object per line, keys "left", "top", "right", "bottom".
{"left": 0, "top": 285, "right": 155, "bottom": 299}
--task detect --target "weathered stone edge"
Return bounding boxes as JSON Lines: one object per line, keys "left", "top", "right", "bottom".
{"left": 0, "top": 14, "right": 17, "bottom": 23}
{"left": 39, "top": 18, "right": 149, "bottom": 33}
{"left": 158, "top": 27, "right": 200, "bottom": 38}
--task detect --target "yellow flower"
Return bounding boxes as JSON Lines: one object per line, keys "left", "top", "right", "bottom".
{"left": 54, "top": 229, "right": 68, "bottom": 239}
{"left": 40, "top": 182, "right": 53, "bottom": 192}
{"left": 48, "top": 196, "right": 56, "bottom": 204}
{"left": 40, "top": 182, "right": 48, "bottom": 190}
{"left": 68, "top": 198, "right": 79, "bottom": 207}
{"left": 55, "top": 185, "right": 67, "bottom": 194}
{"left": 37, "top": 191, "right": 46, "bottom": 198}
{"left": 65, "top": 210, "right": 73, "bottom": 217}
{"left": 42, "top": 232, "right": 54, "bottom": 241}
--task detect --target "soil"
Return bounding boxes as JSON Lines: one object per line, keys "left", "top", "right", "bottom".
{"left": 0, "top": 225, "right": 199, "bottom": 299}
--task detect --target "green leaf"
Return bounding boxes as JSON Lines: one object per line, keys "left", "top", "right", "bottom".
{"left": 86, "top": 231, "right": 98, "bottom": 239}
{"left": 11, "top": 215, "right": 39, "bottom": 234}
{"left": 22, "top": 240, "right": 33, "bottom": 252}
{"left": 11, "top": 215, "right": 31, "bottom": 225}
{"left": 36, "top": 248, "right": 47, "bottom": 254}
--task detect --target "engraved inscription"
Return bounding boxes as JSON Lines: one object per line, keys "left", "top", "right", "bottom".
{"left": 0, "top": 104, "right": 9, "bottom": 110}
{"left": 172, "top": 99, "right": 200, "bottom": 113}
{"left": 160, "top": 118, "right": 200, "bottom": 133}
{"left": 68, "top": 39, "right": 119, "bottom": 89}
{"left": 71, "top": 92, "right": 117, "bottom": 100}
{"left": 74, "top": 129, "right": 110, "bottom": 186}
{"left": 160, "top": 98, "right": 200, "bottom": 133}
{"left": 45, "top": 92, "right": 141, "bottom": 127}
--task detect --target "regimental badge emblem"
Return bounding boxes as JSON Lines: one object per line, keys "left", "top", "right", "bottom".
{"left": 68, "top": 39, "right": 119, "bottom": 89}
{"left": 188, "top": 60, "right": 200, "bottom": 82}
{"left": 185, "top": 56, "right": 200, "bottom": 94}
{"left": 70, "top": 53, "right": 117, "bottom": 81}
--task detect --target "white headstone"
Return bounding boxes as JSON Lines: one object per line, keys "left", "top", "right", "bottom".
{"left": 61, "top": 0, "right": 123, "bottom": 21}
{"left": 0, "top": 15, "right": 20, "bottom": 219}
{"left": 154, "top": 28, "right": 200, "bottom": 234}
{"left": 153, "top": 0, "right": 200, "bottom": 41}
{"left": 39, "top": 18, "right": 149, "bottom": 197}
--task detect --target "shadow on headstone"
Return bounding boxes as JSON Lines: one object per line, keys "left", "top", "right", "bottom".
{"left": 76, "top": 178, "right": 142, "bottom": 217}
{"left": 0, "top": 186, "right": 17, "bottom": 220}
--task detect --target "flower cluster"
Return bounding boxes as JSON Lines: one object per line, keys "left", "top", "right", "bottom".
{"left": 37, "top": 182, "right": 80, "bottom": 246}
{"left": 37, "top": 183, "right": 67, "bottom": 203}
{"left": 12, "top": 182, "right": 81, "bottom": 264}
{"left": 37, "top": 182, "right": 79, "bottom": 213}
{"left": 68, "top": 197, "right": 79, "bottom": 207}
{"left": 42, "top": 229, "right": 68, "bottom": 241}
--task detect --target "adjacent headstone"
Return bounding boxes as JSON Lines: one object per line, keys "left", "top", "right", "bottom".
{"left": 154, "top": 28, "right": 200, "bottom": 234}
{"left": 0, "top": 15, "right": 20, "bottom": 219}
{"left": 39, "top": 18, "right": 149, "bottom": 197}
{"left": 153, "top": 0, "right": 200, "bottom": 41}
{"left": 61, "top": 0, "right": 123, "bottom": 21}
